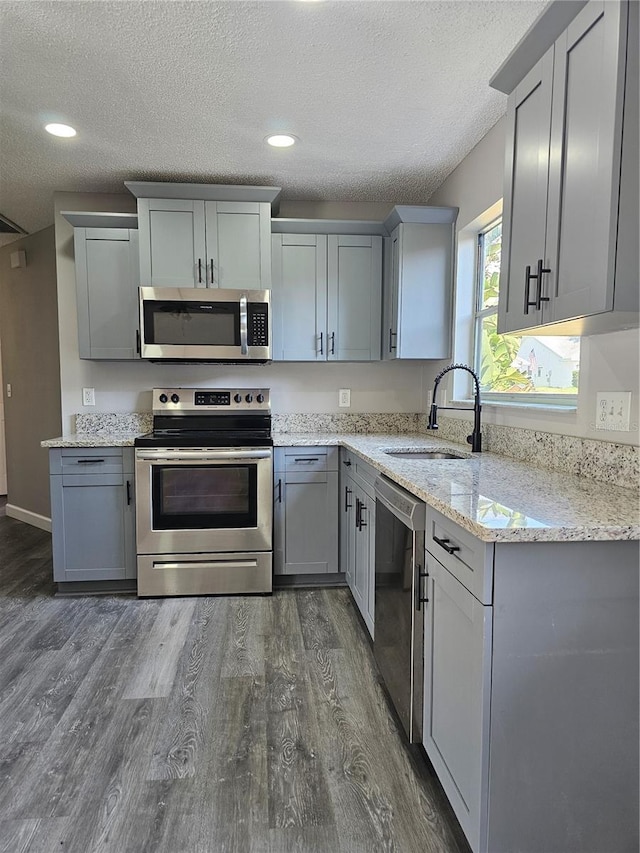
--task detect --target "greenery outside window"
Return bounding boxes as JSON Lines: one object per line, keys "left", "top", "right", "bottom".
{"left": 474, "top": 220, "right": 580, "bottom": 406}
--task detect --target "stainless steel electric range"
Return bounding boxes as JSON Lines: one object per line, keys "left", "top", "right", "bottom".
{"left": 134, "top": 387, "right": 273, "bottom": 597}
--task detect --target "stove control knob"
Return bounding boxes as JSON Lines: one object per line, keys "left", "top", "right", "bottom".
{"left": 234, "top": 393, "right": 242, "bottom": 404}
{"left": 159, "top": 393, "right": 168, "bottom": 404}
{"left": 257, "top": 393, "right": 265, "bottom": 404}
{"left": 245, "top": 393, "right": 253, "bottom": 403}
{"left": 171, "top": 394, "right": 180, "bottom": 404}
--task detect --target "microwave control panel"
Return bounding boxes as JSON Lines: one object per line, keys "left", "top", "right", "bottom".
{"left": 247, "top": 303, "right": 269, "bottom": 347}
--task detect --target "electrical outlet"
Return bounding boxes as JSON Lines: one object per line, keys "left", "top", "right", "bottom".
{"left": 339, "top": 388, "right": 351, "bottom": 407}
{"left": 595, "top": 391, "right": 631, "bottom": 432}
{"left": 82, "top": 387, "right": 96, "bottom": 407}
{"left": 6, "top": 384, "right": 11, "bottom": 398}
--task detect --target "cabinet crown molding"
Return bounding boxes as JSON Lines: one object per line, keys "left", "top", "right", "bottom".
{"left": 124, "top": 181, "right": 282, "bottom": 213}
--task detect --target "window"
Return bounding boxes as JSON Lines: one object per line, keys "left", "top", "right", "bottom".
{"left": 474, "top": 220, "right": 580, "bottom": 404}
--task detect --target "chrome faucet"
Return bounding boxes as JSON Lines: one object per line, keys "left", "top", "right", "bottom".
{"left": 426, "top": 363, "right": 482, "bottom": 452}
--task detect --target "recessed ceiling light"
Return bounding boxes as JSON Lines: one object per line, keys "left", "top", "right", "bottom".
{"left": 266, "top": 134, "right": 297, "bottom": 148}
{"left": 45, "top": 123, "right": 77, "bottom": 138}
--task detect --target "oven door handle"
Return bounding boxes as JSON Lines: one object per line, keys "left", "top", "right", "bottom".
{"left": 135, "top": 449, "right": 272, "bottom": 461}
{"left": 153, "top": 559, "right": 259, "bottom": 571}
{"left": 240, "top": 293, "right": 249, "bottom": 355}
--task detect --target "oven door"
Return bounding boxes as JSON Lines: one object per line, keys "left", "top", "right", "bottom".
{"left": 135, "top": 447, "right": 272, "bottom": 555}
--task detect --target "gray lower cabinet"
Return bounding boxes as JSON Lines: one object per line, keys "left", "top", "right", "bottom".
{"left": 49, "top": 448, "right": 136, "bottom": 583}
{"left": 273, "top": 447, "right": 338, "bottom": 575}
{"left": 72, "top": 224, "right": 140, "bottom": 360}
{"left": 339, "top": 448, "right": 375, "bottom": 637}
{"left": 423, "top": 505, "right": 639, "bottom": 853}
{"left": 271, "top": 231, "right": 382, "bottom": 361}
{"left": 498, "top": 0, "right": 638, "bottom": 335}
{"left": 381, "top": 206, "right": 457, "bottom": 360}
{"left": 136, "top": 197, "right": 272, "bottom": 289}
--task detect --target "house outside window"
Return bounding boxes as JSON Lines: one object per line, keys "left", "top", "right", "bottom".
{"left": 474, "top": 220, "right": 580, "bottom": 405}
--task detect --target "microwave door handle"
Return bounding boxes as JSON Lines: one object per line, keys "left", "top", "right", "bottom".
{"left": 240, "top": 294, "right": 249, "bottom": 355}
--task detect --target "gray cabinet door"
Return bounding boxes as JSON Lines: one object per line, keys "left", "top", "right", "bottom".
{"left": 339, "top": 463, "right": 355, "bottom": 585}
{"left": 498, "top": 49, "right": 554, "bottom": 334}
{"left": 423, "top": 554, "right": 492, "bottom": 853}
{"left": 271, "top": 233, "right": 327, "bottom": 360}
{"left": 205, "top": 201, "right": 271, "bottom": 289}
{"left": 273, "top": 471, "right": 338, "bottom": 575}
{"left": 385, "top": 223, "right": 454, "bottom": 358}
{"left": 545, "top": 0, "right": 627, "bottom": 323}
{"left": 327, "top": 235, "right": 382, "bottom": 361}
{"left": 137, "top": 198, "right": 207, "bottom": 287}
{"left": 353, "top": 481, "right": 375, "bottom": 636}
{"left": 74, "top": 227, "right": 140, "bottom": 359}
{"left": 50, "top": 449, "right": 135, "bottom": 583}
{"left": 382, "top": 231, "right": 400, "bottom": 360}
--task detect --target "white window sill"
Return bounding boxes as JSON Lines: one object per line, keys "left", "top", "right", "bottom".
{"left": 451, "top": 398, "right": 577, "bottom": 413}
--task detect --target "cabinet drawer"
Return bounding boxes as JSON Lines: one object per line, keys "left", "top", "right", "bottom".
{"left": 285, "top": 452, "right": 327, "bottom": 474}
{"left": 426, "top": 508, "right": 494, "bottom": 604}
{"left": 50, "top": 448, "right": 124, "bottom": 476}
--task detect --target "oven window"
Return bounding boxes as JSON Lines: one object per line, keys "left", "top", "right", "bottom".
{"left": 144, "top": 301, "right": 240, "bottom": 346}
{"left": 152, "top": 464, "right": 257, "bottom": 529}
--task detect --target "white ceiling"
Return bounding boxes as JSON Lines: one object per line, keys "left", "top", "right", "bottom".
{"left": 0, "top": 0, "right": 549, "bottom": 237}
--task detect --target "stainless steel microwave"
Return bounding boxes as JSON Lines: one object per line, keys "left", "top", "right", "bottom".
{"left": 138, "top": 287, "right": 271, "bottom": 363}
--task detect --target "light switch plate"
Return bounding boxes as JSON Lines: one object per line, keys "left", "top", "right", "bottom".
{"left": 82, "top": 387, "right": 96, "bottom": 406}
{"left": 339, "top": 388, "right": 351, "bottom": 407}
{"left": 595, "top": 392, "right": 631, "bottom": 432}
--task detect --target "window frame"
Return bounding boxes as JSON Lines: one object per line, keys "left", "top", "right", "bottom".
{"left": 470, "top": 218, "right": 579, "bottom": 409}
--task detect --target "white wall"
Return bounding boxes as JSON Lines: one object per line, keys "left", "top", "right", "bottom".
{"left": 55, "top": 192, "right": 427, "bottom": 433}
{"left": 427, "top": 118, "right": 640, "bottom": 447}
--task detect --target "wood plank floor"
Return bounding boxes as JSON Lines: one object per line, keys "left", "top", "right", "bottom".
{"left": 0, "top": 514, "right": 470, "bottom": 853}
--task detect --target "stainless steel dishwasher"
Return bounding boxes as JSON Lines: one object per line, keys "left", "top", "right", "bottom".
{"left": 374, "top": 475, "right": 426, "bottom": 743}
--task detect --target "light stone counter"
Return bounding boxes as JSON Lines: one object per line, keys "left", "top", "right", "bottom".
{"left": 41, "top": 428, "right": 640, "bottom": 544}
{"left": 41, "top": 433, "right": 140, "bottom": 448}
{"left": 273, "top": 431, "right": 640, "bottom": 544}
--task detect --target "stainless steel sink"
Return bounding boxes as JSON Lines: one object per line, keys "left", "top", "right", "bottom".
{"left": 383, "top": 449, "right": 469, "bottom": 460}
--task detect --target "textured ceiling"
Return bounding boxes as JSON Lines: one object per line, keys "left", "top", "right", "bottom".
{"left": 0, "top": 0, "right": 549, "bottom": 236}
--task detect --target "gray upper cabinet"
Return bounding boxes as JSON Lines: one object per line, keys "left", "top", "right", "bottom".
{"left": 67, "top": 216, "right": 140, "bottom": 360}
{"left": 271, "top": 226, "right": 382, "bottom": 361}
{"left": 497, "top": 0, "right": 638, "bottom": 335}
{"left": 382, "top": 206, "right": 458, "bottom": 360}
{"left": 126, "top": 182, "right": 280, "bottom": 290}
{"left": 136, "top": 198, "right": 272, "bottom": 289}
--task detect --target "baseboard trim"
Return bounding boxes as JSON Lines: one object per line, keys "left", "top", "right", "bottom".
{"left": 6, "top": 504, "right": 52, "bottom": 532}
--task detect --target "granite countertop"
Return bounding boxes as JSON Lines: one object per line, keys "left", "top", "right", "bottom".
{"left": 275, "top": 432, "right": 640, "bottom": 544}
{"left": 42, "top": 430, "right": 640, "bottom": 544}
{"left": 42, "top": 433, "right": 141, "bottom": 448}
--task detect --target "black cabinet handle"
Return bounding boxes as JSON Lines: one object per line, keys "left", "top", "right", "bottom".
{"left": 344, "top": 486, "right": 352, "bottom": 512}
{"left": 198, "top": 258, "right": 202, "bottom": 284}
{"left": 355, "top": 496, "right": 361, "bottom": 529}
{"left": 535, "top": 258, "right": 551, "bottom": 310}
{"left": 294, "top": 457, "right": 319, "bottom": 463}
{"left": 210, "top": 259, "right": 215, "bottom": 285}
{"left": 433, "top": 534, "right": 460, "bottom": 555}
{"left": 524, "top": 260, "right": 551, "bottom": 314}
{"left": 416, "top": 566, "right": 429, "bottom": 610}
{"left": 389, "top": 328, "right": 397, "bottom": 352}
{"left": 330, "top": 332, "right": 335, "bottom": 355}
{"left": 136, "top": 329, "right": 141, "bottom": 355}
{"left": 126, "top": 480, "right": 132, "bottom": 505}
{"left": 524, "top": 265, "right": 538, "bottom": 314}
{"left": 359, "top": 501, "right": 367, "bottom": 530}
{"left": 276, "top": 479, "right": 282, "bottom": 503}
{"left": 342, "top": 458, "right": 351, "bottom": 467}
{"left": 77, "top": 458, "right": 105, "bottom": 464}
{"left": 319, "top": 332, "right": 324, "bottom": 355}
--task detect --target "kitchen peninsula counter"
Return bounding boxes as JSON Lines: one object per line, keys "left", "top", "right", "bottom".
{"left": 273, "top": 431, "right": 640, "bottom": 544}
{"left": 42, "top": 430, "right": 640, "bottom": 544}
